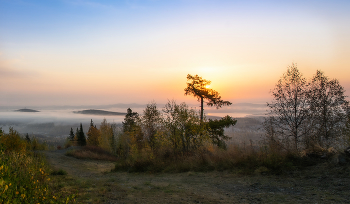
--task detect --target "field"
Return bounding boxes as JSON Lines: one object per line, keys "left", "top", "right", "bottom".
{"left": 44, "top": 147, "right": 350, "bottom": 203}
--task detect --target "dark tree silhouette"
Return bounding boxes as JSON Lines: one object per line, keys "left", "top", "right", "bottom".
{"left": 122, "top": 108, "right": 139, "bottom": 133}
{"left": 77, "top": 123, "right": 86, "bottom": 146}
{"left": 121, "top": 108, "right": 143, "bottom": 152}
{"left": 207, "top": 115, "right": 237, "bottom": 149}
{"left": 75, "top": 128, "right": 79, "bottom": 140}
{"left": 90, "top": 119, "right": 94, "bottom": 127}
{"left": 25, "top": 133, "right": 31, "bottom": 143}
{"left": 69, "top": 127, "right": 75, "bottom": 141}
{"left": 184, "top": 74, "right": 232, "bottom": 121}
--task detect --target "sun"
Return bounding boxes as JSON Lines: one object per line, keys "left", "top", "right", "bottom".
{"left": 190, "top": 66, "right": 228, "bottom": 90}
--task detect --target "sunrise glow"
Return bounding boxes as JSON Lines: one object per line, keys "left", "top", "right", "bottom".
{"left": 1, "top": 0, "right": 350, "bottom": 106}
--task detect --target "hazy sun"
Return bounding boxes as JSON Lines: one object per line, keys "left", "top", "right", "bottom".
{"left": 198, "top": 67, "right": 215, "bottom": 73}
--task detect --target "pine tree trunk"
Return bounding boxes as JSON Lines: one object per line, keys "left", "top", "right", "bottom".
{"left": 200, "top": 96, "right": 204, "bottom": 121}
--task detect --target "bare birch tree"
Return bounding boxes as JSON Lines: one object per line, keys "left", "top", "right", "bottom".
{"left": 266, "top": 64, "right": 309, "bottom": 151}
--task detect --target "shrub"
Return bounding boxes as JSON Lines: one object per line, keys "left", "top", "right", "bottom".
{"left": 65, "top": 145, "right": 118, "bottom": 162}
{"left": 0, "top": 151, "right": 75, "bottom": 203}
{"left": 0, "top": 127, "right": 76, "bottom": 203}
{"left": 0, "top": 127, "right": 27, "bottom": 153}
{"left": 30, "top": 137, "right": 49, "bottom": 151}
{"left": 64, "top": 139, "right": 73, "bottom": 149}
{"left": 112, "top": 142, "right": 321, "bottom": 174}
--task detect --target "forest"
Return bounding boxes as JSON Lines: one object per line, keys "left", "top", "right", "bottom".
{"left": 1, "top": 65, "right": 350, "bottom": 203}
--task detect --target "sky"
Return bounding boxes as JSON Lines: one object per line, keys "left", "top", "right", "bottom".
{"left": 1, "top": 0, "right": 350, "bottom": 107}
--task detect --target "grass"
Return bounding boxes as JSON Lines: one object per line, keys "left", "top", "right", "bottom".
{"left": 45, "top": 164, "right": 350, "bottom": 204}
{"left": 30, "top": 140, "right": 350, "bottom": 203}
{"left": 51, "top": 169, "right": 68, "bottom": 176}
{"left": 112, "top": 143, "right": 325, "bottom": 174}
{"left": 63, "top": 142, "right": 328, "bottom": 175}
{"left": 65, "top": 145, "right": 118, "bottom": 162}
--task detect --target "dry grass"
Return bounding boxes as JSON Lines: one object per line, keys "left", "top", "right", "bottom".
{"left": 44, "top": 143, "right": 350, "bottom": 204}
{"left": 65, "top": 145, "right": 118, "bottom": 162}
{"left": 47, "top": 158, "right": 350, "bottom": 204}
{"left": 64, "top": 141, "right": 331, "bottom": 175}
{"left": 113, "top": 143, "right": 313, "bottom": 174}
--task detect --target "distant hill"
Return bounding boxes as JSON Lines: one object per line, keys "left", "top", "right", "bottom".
{"left": 73, "top": 109, "right": 126, "bottom": 116}
{"left": 14, "top": 108, "right": 40, "bottom": 112}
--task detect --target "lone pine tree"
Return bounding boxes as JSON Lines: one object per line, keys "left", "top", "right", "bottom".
{"left": 184, "top": 74, "right": 232, "bottom": 121}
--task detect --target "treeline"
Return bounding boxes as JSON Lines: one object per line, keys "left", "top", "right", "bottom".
{"left": 67, "top": 100, "right": 236, "bottom": 161}
{"left": 0, "top": 128, "right": 50, "bottom": 153}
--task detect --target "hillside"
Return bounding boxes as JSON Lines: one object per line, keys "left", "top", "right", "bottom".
{"left": 14, "top": 108, "right": 40, "bottom": 112}
{"left": 73, "top": 109, "right": 126, "bottom": 116}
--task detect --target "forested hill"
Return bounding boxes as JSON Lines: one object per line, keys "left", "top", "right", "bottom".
{"left": 73, "top": 109, "right": 126, "bottom": 116}
{"left": 14, "top": 108, "right": 40, "bottom": 112}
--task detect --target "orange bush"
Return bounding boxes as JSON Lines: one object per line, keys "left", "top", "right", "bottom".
{"left": 0, "top": 127, "right": 27, "bottom": 153}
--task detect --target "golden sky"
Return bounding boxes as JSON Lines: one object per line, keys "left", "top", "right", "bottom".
{"left": 1, "top": 0, "right": 350, "bottom": 106}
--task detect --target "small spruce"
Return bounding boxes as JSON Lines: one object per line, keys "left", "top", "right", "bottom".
{"left": 77, "top": 123, "right": 86, "bottom": 146}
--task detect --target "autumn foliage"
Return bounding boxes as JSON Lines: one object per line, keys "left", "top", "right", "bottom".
{"left": 0, "top": 127, "right": 76, "bottom": 203}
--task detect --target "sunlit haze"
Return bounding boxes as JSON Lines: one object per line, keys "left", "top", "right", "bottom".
{"left": 1, "top": 0, "right": 350, "bottom": 107}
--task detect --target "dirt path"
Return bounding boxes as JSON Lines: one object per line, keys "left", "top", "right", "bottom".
{"left": 44, "top": 149, "right": 350, "bottom": 204}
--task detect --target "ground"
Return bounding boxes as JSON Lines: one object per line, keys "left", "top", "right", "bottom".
{"left": 44, "top": 148, "right": 350, "bottom": 204}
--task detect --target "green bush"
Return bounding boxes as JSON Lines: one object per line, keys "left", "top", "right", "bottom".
{"left": 0, "top": 127, "right": 76, "bottom": 203}
{"left": 0, "top": 151, "right": 76, "bottom": 203}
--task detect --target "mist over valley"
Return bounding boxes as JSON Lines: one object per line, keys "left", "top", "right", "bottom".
{"left": 0, "top": 103, "right": 266, "bottom": 146}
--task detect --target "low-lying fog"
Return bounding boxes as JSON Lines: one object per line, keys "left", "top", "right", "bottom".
{"left": 0, "top": 103, "right": 267, "bottom": 146}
